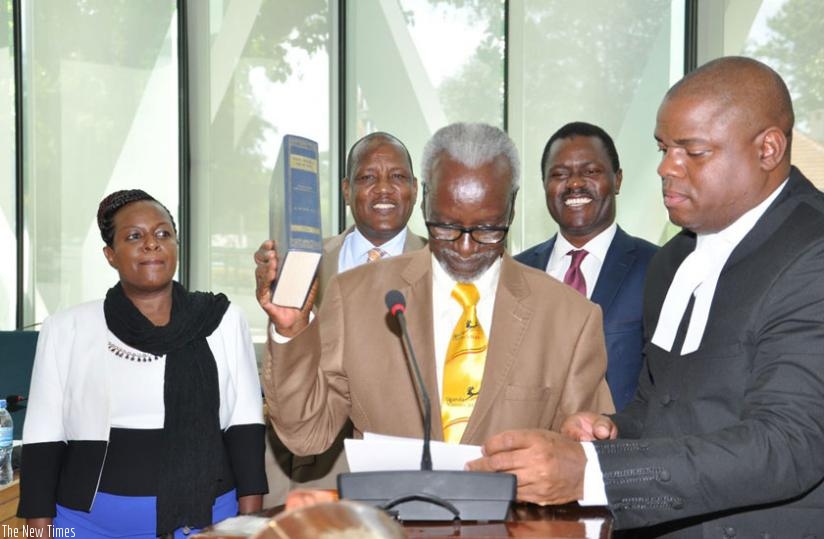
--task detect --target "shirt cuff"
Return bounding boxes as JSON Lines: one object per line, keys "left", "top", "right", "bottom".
{"left": 269, "top": 312, "right": 315, "bottom": 343}
{"left": 579, "top": 442, "right": 608, "bottom": 506}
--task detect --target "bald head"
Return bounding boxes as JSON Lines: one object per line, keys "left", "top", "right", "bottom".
{"left": 666, "top": 56, "right": 794, "bottom": 153}
{"left": 346, "top": 132, "right": 413, "bottom": 180}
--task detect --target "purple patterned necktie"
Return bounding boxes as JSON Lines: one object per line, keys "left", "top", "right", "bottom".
{"left": 563, "top": 249, "right": 589, "bottom": 296}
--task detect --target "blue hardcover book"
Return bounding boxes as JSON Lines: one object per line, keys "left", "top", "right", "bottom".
{"left": 269, "top": 134, "right": 323, "bottom": 308}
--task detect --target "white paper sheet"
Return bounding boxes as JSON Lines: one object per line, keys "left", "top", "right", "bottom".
{"left": 344, "top": 432, "right": 483, "bottom": 472}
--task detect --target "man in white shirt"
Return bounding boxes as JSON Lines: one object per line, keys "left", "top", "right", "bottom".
{"left": 466, "top": 57, "right": 824, "bottom": 537}
{"left": 265, "top": 132, "right": 426, "bottom": 502}
{"left": 254, "top": 122, "right": 612, "bottom": 476}
{"left": 515, "top": 122, "right": 658, "bottom": 410}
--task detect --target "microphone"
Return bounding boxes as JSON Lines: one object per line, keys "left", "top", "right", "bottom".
{"left": 336, "top": 289, "right": 515, "bottom": 522}
{"left": 384, "top": 290, "right": 432, "bottom": 471}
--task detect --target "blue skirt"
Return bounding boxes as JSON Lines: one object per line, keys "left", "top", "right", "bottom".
{"left": 54, "top": 489, "right": 238, "bottom": 538}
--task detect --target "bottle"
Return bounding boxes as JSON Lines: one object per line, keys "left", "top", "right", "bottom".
{"left": 0, "top": 398, "right": 13, "bottom": 486}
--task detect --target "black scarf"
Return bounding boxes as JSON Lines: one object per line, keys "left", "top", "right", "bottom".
{"left": 104, "top": 281, "right": 229, "bottom": 537}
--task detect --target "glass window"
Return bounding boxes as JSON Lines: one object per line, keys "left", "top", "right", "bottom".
{"left": 21, "top": 0, "right": 179, "bottom": 327}
{"left": 186, "top": 0, "right": 334, "bottom": 341}
{"left": 509, "top": 0, "right": 684, "bottom": 253}
{"left": 14, "top": 0, "right": 818, "bottom": 334}
{"left": 346, "top": 0, "right": 506, "bottom": 235}
{"left": 0, "top": 0, "right": 15, "bottom": 329}
{"left": 700, "top": 0, "right": 824, "bottom": 188}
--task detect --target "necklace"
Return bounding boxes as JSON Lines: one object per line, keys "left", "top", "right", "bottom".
{"left": 107, "top": 341, "right": 162, "bottom": 362}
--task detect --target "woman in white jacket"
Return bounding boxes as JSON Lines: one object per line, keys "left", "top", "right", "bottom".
{"left": 18, "top": 189, "right": 267, "bottom": 538}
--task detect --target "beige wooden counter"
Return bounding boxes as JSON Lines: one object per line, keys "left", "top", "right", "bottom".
{"left": 0, "top": 471, "right": 25, "bottom": 533}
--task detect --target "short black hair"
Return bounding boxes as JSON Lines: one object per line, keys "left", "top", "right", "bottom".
{"left": 540, "top": 122, "right": 620, "bottom": 180}
{"left": 345, "top": 132, "right": 413, "bottom": 182}
{"left": 97, "top": 189, "right": 177, "bottom": 247}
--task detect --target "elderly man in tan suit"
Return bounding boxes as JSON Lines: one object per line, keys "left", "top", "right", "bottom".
{"left": 265, "top": 132, "right": 425, "bottom": 504}
{"left": 255, "top": 123, "right": 613, "bottom": 484}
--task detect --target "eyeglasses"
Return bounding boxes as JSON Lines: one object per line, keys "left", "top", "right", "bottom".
{"left": 425, "top": 222, "right": 510, "bottom": 244}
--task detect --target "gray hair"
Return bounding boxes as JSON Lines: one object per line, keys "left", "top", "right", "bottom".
{"left": 420, "top": 123, "right": 520, "bottom": 191}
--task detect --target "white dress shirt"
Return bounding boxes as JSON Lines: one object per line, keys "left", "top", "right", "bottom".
{"left": 580, "top": 178, "right": 789, "bottom": 506}
{"left": 430, "top": 254, "right": 501, "bottom": 402}
{"left": 546, "top": 224, "right": 617, "bottom": 299}
{"left": 338, "top": 226, "right": 408, "bottom": 272}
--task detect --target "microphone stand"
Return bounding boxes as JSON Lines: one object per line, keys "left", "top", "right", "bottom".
{"left": 394, "top": 309, "right": 432, "bottom": 471}
{"left": 337, "top": 291, "right": 515, "bottom": 522}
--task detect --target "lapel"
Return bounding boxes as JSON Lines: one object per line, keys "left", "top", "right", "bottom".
{"left": 395, "top": 247, "right": 443, "bottom": 439}
{"left": 462, "top": 255, "right": 533, "bottom": 444}
{"left": 402, "top": 230, "right": 428, "bottom": 253}
{"left": 591, "top": 226, "right": 636, "bottom": 316}
{"left": 724, "top": 167, "right": 812, "bottom": 270}
{"left": 323, "top": 227, "right": 350, "bottom": 261}
{"left": 66, "top": 302, "right": 112, "bottom": 440}
{"left": 315, "top": 228, "right": 351, "bottom": 307}
{"left": 522, "top": 236, "right": 555, "bottom": 270}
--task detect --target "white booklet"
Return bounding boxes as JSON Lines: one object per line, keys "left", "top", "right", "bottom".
{"left": 344, "top": 432, "right": 483, "bottom": 472}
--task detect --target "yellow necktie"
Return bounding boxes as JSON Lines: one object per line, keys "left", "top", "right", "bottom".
{"left": 366, "top": 247, "right": 385, "bottom": 263}
{"left": 441, "top": 282, "right": 488, "bottom": 443}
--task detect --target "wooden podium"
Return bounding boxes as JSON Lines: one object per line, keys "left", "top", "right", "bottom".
{"left": 402, "top": 503, "right": 613, "bottom": 538}
{"left": 195, "top": 501, "right": 613, "bottom": 538}
{"left": 0, "top": 472, "right": 25, "bottom": 533}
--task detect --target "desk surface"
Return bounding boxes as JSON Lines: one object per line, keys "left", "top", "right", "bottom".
{"left": 0, "top": 471, "right": 25, "bottom": 532}
{"left": 196, "top": 502, "right": 613, "bottom": 538}
{"left": 403, "top": 504, "right": 612, "bottom": 538}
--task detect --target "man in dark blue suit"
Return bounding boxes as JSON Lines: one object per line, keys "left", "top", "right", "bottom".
{"left": 515, "top": 122, "right": 657, "bottom": 410}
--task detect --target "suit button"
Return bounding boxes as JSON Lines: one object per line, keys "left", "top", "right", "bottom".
{"left": 658, "top": 469, "right": 671, "bottom": 481}
{"left": 671, "top": 499, "right": 683, "bottom": 510}
{"left": 660, "top": 393, "right": 672, "bottom": 405}
{"left": 724, "top": 526, "right": 736, "bottom": 537}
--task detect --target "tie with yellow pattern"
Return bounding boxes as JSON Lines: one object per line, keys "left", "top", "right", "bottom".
{"left": 366, "top": 247, "right": 386, "bottom": 263}
{"left": 441, "top": 282, "right": 488, "bottom": 443}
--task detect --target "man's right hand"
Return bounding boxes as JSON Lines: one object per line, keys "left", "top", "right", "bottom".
{"left": 465, "top": 429, "right": 586, "bottom": 505}
{"left": 254, "top": 240, "right": 316, "bottom": 338}
{"left": 561, "top": 412, "right": 618, "bottom": 442}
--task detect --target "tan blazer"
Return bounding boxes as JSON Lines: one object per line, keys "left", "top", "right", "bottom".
{"left": 264, "top": 227, "right": 426, "bottom": 498}
{"left": 264, "top": 247, "right": 614, "bottom": 456}
{"left": 315, "top": 226, "right": 427, "bottom": 306}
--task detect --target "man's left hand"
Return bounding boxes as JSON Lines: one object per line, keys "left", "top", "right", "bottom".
{"left": 465, "top": 429, "right": 587, "bottom": 506}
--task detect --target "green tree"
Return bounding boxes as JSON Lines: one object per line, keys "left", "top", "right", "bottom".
{"left": 208, "top": 0, "right": 329, "bottom": 235}
{"left": 750, "top": 0, "right": 824, "bottom": 133}
{"left": 431, "top": 0, "right": 670, "bottom": 131}
{"left": 430, "top": 0, "right": 504, "bottom": 125}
